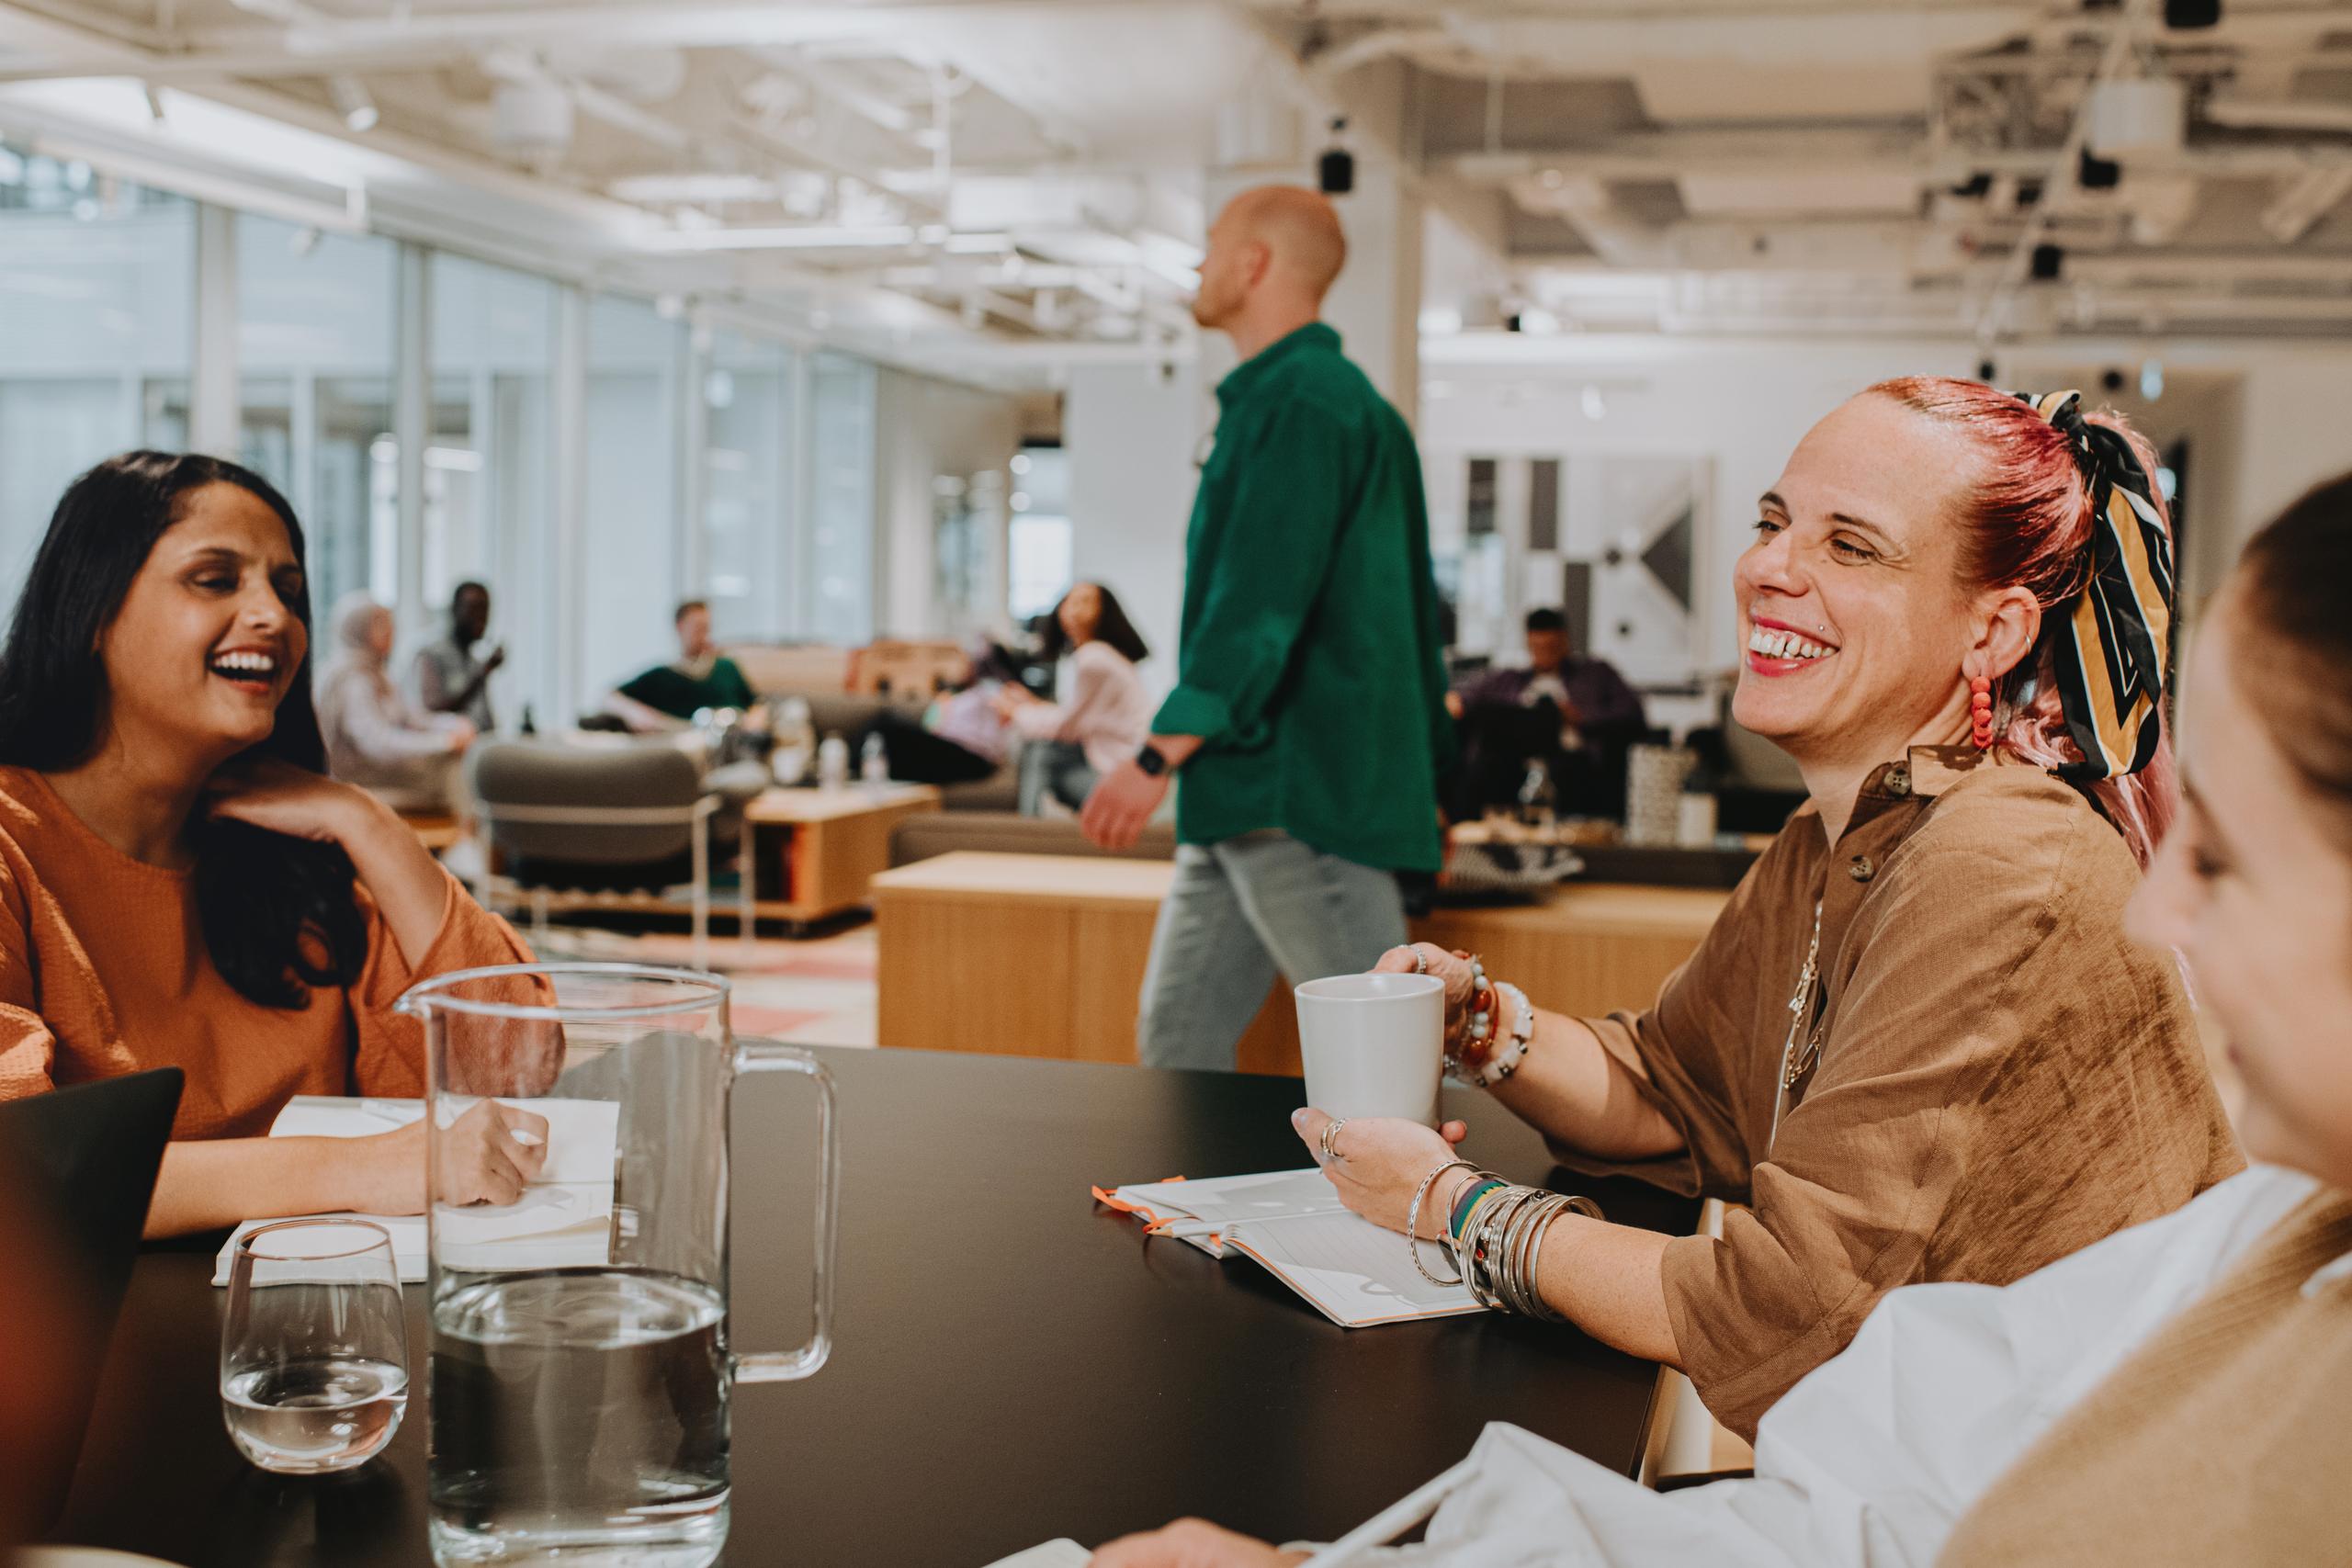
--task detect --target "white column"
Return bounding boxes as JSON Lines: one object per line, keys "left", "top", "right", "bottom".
{"left": 189, "top": 203, "right": 239, "bottom": 457}
{"left": 1062, "top": 359, "right": 1204, "bottom": 698}
{"left": 549, "top": 284, "right": 587, "bottom": 729}
{"left": 393, "top": 243, "right": 430, "bottom": 643}
{"left": 678, "top": 319, "right": 711, "bottom": 605}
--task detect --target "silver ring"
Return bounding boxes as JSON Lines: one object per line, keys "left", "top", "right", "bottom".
{"left": 1319, "top": 1117, "right": 1349, "bottom": 1163}
{"left": 1411, "top": 948, "right": 1430, "bottom": 975}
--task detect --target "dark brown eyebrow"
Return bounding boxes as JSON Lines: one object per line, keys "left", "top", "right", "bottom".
{"left": 1758, "top": 491, "right": 1789, "bottom": 514}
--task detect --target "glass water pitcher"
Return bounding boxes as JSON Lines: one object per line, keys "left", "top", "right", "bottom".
{"left": 395, "top": 963, "right": 838, "bottom": 1567}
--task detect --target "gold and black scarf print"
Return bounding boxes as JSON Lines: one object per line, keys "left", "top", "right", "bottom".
{"left": 2014, "top": 389, "right": 2176, "bottom": 782}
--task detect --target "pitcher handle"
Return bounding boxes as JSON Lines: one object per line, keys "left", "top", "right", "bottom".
{"left": 732, "top": 1043, "right": 838, "bottom": 1382}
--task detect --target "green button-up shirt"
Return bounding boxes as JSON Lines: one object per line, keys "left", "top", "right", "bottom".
{"left": 1152, "top": 323, "right": 1453, "bottom": 872}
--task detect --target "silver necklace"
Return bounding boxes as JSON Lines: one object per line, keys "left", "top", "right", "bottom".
{"left": 1770, "top": 897, "right": 1826, "bottom": 1149}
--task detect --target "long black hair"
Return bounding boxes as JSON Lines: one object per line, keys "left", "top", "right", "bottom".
{"left": 1035, "top": 581, "right": 1149, "bottom": 666}
{"left": 0, "top": 452, "right": 366, "bottom": 1009}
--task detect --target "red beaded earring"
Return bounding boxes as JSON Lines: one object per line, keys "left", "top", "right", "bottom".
{"left": 1970, "top": 674, "right": 1996, "bottom": 750}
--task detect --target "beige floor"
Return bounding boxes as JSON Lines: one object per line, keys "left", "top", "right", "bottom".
{"left": 524, "top": 917, "right": 882, "bottom": 1048}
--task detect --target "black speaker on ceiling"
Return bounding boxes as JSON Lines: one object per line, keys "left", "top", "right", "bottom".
{"left": 2165, "top": 0, "right": 2221, "bottom": 28}
{"left": 2031, "top": 243, "right": 2066, "bottom": 281}
{"left": 1318, "top": 118, "right": 1353, "bottom": 195}
{"left": 2079, "top": 148, "right": 2122, "bottom": 189}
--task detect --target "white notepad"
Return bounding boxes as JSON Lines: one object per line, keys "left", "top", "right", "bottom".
{"left": 211, "top": 1095, "right": 620, "bottom": 1285}
{"left": 1098, "top": 1168, "right": 1482, "bottom": 1328}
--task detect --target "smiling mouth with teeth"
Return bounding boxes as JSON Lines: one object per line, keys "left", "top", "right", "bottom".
{"left": 1747, "top": 627, "right": 1837, "bottom": 661}
{"left": 209, "top": 652, "right": 279, "bottom": 681}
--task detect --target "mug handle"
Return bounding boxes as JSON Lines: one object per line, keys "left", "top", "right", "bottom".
{"left": 732, "top": 1043, "right": 838, "bottom": 1382}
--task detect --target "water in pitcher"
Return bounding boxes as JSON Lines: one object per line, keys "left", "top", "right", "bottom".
{"left": 428, "top": 1269, "right": 731, "bottom": 1567}
{"left": 221, "top": 1356, "right": 408, "bottom": 1472}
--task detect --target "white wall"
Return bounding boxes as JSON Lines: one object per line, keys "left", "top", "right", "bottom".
{"left": 1062, "top": 360, "right": 1207, "bottom": 698}
{"left": 1419, "top": 333, "right": 2352, "bottom": 672}
{"left": 871, "top": 367, "right": 1022, "bottom": 639}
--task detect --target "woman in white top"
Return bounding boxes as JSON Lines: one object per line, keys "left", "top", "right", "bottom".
{"left": 1001, "top": 581, "right": 1153, "bottom": 815}
{"left": 313, "top": 591, "right": 474, "bottom": 812}
{"left": 1091, "top": 474, "right": 2352, "bottom": 1566}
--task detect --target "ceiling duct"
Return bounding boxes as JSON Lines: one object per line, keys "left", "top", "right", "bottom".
{"left": 491, "top": 75, "right": 573, "bottom": 170}
{"left": 2086, "top": 78, "right": 2186, "bottom": 155}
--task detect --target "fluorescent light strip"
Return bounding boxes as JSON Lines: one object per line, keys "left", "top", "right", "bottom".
{"left": 634, "top": 225, "right": 1016, "bottom": 255}
{"left": 637, "top": 224, "right": 916, "bottom": 252}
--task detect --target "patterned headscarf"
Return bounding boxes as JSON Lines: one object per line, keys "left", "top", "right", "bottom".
{"left": 2014, "top": 389, "right": 2176, "bottom": 781}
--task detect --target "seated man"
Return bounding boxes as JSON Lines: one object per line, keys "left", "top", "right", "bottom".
{"left": 1453, "top": 606, "right": 1645, "bottom": 736}
{"left": 1451, "top": 608, "right": 1647, "bottom": 818}
{"left": 605, "top": 600, "right": 759, "bottom": 731}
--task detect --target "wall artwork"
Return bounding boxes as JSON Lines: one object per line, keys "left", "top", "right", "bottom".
{"left": 1438, "top": 452, "right": 1711, "bottom": 688}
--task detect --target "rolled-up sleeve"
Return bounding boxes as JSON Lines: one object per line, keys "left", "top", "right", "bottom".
{"left": 0, "top": 863, "right": 54, "bottom": 1103}
{"left": 1150, "top": 402, "right": 1351, "bottom": 748}
{"left": 1548, "top": 852, "right": 1783, "bottom": 1201}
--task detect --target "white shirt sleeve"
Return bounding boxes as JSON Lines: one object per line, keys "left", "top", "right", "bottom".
{"left": 1345, "top": 1167, "right": 2311, "bottom": 1568}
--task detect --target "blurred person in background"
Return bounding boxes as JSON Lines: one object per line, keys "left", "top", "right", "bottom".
{"left": 414, "top": 578, "right": 502, "bottom": 734}
{"left": 1000, "top": 581, "right": 1152, "bottom": 814}
{"left": 606, "top": 599, "right": 758, "bottom": 730}
{"left": 315, "top": 590, "right": 474, "bottom": 812}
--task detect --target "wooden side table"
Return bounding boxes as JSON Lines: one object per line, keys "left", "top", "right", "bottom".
{"left": 746, "top": 784, "right": 943, "bottom": 931}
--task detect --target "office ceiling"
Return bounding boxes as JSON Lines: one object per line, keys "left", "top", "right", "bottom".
{"left": 4, "top": 0, "right": 2351, "bottom": 370}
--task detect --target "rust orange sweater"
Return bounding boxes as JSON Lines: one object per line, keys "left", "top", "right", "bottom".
{"left": 0, "top": 765, "right": 534, "bottom": 1140}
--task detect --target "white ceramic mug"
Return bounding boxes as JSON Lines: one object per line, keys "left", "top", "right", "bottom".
{"left": 1293, "top": 972, "right": 1446, "bottom": 1126}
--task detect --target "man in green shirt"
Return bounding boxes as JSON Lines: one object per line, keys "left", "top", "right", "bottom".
{"left": 1080, "top": 185, "right": 1454, "bottom": 1072}
{"left": 607, "top": 599, "right": 759, "bottom": 728}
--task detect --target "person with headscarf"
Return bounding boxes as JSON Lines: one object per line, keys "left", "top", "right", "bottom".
{"left": 314, "top": 590, "right": 474, "bottom": 811}
{"left": 1288, "top": 381, "right": 2237, "bottom": 1444}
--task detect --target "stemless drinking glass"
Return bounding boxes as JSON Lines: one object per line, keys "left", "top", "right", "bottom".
{"left": 220, "top": 1219, "right": 410, "bottom": 1475}
{"left": 395, "top": 964, "right": 838, "bottom": 1568}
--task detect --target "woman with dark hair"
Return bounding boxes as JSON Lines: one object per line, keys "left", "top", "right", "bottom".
{"left": 1001, "top": 581, "right": 1153, "bottom": 814}
{"left": 1094, "top": 479, "right": 2352, "bottom": 1568}
{"left": 0, "top": 453, "right": 548, "bottom": 1237}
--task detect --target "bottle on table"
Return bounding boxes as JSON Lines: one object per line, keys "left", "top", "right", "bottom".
{"left": 860, "top": 731, "right": 889, "bottom": 785}
{"left": 816, "top": 733, "right": 850, "bottom": 790}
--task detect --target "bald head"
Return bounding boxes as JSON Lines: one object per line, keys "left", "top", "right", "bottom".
{"left": 1225, "top": 186, "right": 1348, "bottom": 297}
{"left": 1192, "top": 184, "right": 1349, "bottom": 340}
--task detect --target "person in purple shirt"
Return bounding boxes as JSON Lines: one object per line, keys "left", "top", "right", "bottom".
{"left": 1454, "top": 607, "right": 1646, "bottom": 735}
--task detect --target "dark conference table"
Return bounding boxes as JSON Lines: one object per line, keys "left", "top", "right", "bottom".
{"left": 53, "top": 1048, "right": 1700, "bottom": 1567}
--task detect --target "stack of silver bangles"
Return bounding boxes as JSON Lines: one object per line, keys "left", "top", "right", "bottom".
{"left": 1409, "top": 1162, "right": 1602, "bottom": 1320}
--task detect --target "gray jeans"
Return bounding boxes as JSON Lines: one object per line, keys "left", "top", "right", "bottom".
{"left": 1136, "top": 830, "right": 1408, "bottom": 1072}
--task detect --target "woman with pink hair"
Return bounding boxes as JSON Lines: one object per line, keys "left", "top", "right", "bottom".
{"left": 1306, "top": 381, "right": 2238, "bottom": 1439}
{"left": 1094, "top": 463, "right": 2352, "bottom": 1568}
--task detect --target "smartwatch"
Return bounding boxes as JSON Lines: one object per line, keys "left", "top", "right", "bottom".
{"left": 1135, "top": 743, "right": 1169, "bottom": 778}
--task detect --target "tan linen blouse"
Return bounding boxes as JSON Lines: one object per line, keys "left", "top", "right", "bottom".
{"left": 1556, "top": 746, "right": 2243, "bottom": 1438}
{"left": 1939, "top": 1189, "right": 2352, "bottom": 1565}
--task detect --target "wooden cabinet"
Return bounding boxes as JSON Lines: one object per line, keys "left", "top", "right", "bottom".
{"left": 874, "top": 852, "right": 1730, "bottom": 1073}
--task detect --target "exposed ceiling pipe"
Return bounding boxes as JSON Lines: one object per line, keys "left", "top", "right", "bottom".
{"left": 2260, "top": 164, "right": 2352, "bottom": 243}
{"left": 2206, "top": 95, "right": 2352, "bottom": 135}
{"left": 1976, "top": 11, "right": 2138, "bottom": 338}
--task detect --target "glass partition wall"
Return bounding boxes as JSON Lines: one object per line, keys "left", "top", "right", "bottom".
{"left": 0, "top": 155, "right": 196, "bottom": 586}
{"left": 0, "top": 140, "right": 882, "bottom": 730}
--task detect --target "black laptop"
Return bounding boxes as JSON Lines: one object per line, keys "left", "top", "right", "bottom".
{"left": 0, "top": 1066, "right": 182, "bottom": 1534}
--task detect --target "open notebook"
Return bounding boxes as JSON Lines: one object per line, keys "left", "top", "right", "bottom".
{"left": 1094, "top": 1168, "right": 1482, "bottom": 1328}
{"left": 210, "top": 1096, "right": 621, "bottom": 1285}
